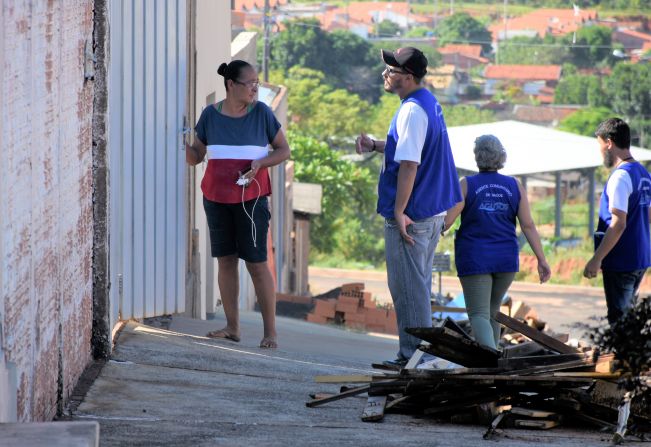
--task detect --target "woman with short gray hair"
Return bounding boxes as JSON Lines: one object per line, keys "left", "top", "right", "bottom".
{"left": 443, "top": 135, "right": 551, "bottom": 350}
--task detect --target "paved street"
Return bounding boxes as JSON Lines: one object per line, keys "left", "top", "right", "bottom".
{"left": 71, "top": 311, "right": 647, "bottom": 447}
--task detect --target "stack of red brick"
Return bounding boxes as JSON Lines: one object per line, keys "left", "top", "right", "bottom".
{"left": 306, "top": 283, "right": 398, "bottom": 335}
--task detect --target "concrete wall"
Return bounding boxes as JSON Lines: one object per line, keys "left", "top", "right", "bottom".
{"left": 0, "top": 1, "right": 95, "bottom": 421}
{"left": 231, "top": 31, "right": 258, "bottom": 67}
{"left": 190, "top": 0, "right": 232, "bottom": 318}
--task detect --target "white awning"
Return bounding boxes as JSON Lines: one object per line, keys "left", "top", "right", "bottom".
{"left": 447, "top": 120, "right": 651, "bottom": 176}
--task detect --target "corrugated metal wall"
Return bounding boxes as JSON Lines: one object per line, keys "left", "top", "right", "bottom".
{"left": 108, "top": 0, "right": 186, "bottom": 324}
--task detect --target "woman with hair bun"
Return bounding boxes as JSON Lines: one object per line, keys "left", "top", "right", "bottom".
{"left": 186, "top": 60, "right": 290, "bottom": 348}
{"left": 443, "top": 135, "right": 550, "bottom": 350}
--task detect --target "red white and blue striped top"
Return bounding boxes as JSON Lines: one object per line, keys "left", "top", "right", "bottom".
{"left": 195, "top": 101, "right": 281, "bottom": 204}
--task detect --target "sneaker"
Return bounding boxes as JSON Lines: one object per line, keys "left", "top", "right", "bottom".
{"left": 381, "top": 358, "right": 408, "bottom": 370}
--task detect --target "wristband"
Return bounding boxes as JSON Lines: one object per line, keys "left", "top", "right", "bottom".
{"left": 371, "top": 140, "right": 377, "bottom": 152}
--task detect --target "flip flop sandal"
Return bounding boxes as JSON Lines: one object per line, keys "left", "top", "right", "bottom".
{"left": 206, "top": 329, "right": 240, "bottom": 342}
{"left": 259, "top": 337, "right": 277, "bottom": 349}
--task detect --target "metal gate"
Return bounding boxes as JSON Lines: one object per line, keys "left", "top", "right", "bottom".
{"left": 107, "top": 0, "right": 186, "bottom": 324}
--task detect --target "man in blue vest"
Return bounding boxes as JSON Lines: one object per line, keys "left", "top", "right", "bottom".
{"left": 583, "top": 118, "right": 651, "bottom": 324}
{"left": 356, "top": 47, "right": 462, "bottom": 368}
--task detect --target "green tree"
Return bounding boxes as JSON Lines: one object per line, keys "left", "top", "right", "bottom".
{"left": 498, "top": 35, "right": 567, "bottom": 65}
{"left": 289, "top": 132, "right": 382, "bottom": 262}
{"left": 276, "top": 66, "right": 372, "bottom": 143}
{"left": 558, "top": 107, "right": 615, "bottom": 136}
{"left": 562, "top": 26, "right": 613, "bottom": 68}
{"left": 436, "top": 12, "right": 492, "bottom": 56}
{"left": 269, "top": 18, "right": 330, "bottom": 74}
{"left": 442, "top": 104, "right": 497, "bottom": 127}
{"left": 377, "top": 20, "right": 402, "bottom": 37}
{"left": 554, "top": 74, "right": 604, "bottom": 106}
{"left": 269, "top": 21, "right": 384, "bottom": 103}
{"left": 604, "top": 63, "right": 651, "bottom": 147}
{"left": 406, "top": 26, "right": 434, "bottom": 38}
{"left": 327, "top": 30, "right": 382, "bottom": 102}
{"left": 369, "top": 95, "right": 401, "bottom": 138}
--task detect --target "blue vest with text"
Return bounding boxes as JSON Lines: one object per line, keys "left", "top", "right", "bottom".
{"left": 377, "top": 88, "right": 462, "bottom": 220}
{"left": 598, "top": 162, "right": 651, "bottom": 271}
{"left": 455, "top": 172, "right": 521, "bottom": 276}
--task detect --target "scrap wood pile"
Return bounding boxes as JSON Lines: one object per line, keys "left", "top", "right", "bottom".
{"left": 306, "top": 310, "right": 651, "bottom": 443}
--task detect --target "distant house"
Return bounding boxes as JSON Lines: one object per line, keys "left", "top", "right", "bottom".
{"left": 490, "top": 8, "right": 598, "bottom": 40}
{"left": 424, "top": 65, "right": 471, "bottom": 103}
{"left": 613, "top": 29, "right": 651, "bottom": 50}
{"left": 513, "top": 105, "right": 581, "bottom": 126}
{"left": 438, "top": 44, "right": 489, "bottom": 70}
{"left": 317, "top": 2, "right": 431, "bottom": 36}
{"left": 483, "top": 64, "right": 562, "bottom": 101}
{"left": 233, "top": 0, "right": 288, "bottom": 12}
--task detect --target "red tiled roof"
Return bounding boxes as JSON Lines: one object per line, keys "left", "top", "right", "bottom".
{"left": 438, "top": 44, "right": 482, "bottom": 58}
{"left": 484, "top": 64, "right": 562, "bottom": 81}
{"left": 514, "top": 105, "right": 580, "bottom": 123}
{"left": 321, "top": 1, "right": 410, "bottom": 30}
{"left": 489, "top": 8, "right": 598, "bottom": 39}
{"left": 345, "top": 1, "right": 409, "bottom": 23}
{"left": 616, "top": 28, "right": 651, "bottom": 42}
{"left": 232, "top": 11, "right": 246, "bottom": 28}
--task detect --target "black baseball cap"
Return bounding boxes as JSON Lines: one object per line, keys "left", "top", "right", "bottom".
{"left": 381, "top": 47, "right": 428, "bottom": 78}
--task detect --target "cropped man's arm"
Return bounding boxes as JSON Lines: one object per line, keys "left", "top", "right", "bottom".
{"left": 394, "top": 161, "right": 419, "bottom": 245}
{"left": 584, "top": 209, "right": 627, "bottom": 278}
{"left": 372, "top": 139, "right": 386, "bottom": 154}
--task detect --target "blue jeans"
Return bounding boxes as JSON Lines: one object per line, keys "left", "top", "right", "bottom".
{"left": 385, "top": 215, "right": 444, "bottom": 360}
{"left": 602, "top": 269, "right": 645, "bottom": 324}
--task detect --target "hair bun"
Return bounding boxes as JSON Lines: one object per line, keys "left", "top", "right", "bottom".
{"left": 217, "top": 63, "right": 228, "bottom": 76}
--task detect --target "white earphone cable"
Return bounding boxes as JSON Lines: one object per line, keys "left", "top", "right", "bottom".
{"left": 241, "top": 178, "right": 261, "bottom": 248}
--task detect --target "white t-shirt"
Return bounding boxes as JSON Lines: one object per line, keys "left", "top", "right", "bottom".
{"left": 607, "top": 168, "right": 633, "bottom": 213}
{"left": 393, "top": 101, "right": 428, "bottom": 164}
{"left": 391, "top": 101, "right": 446, "bottom": 216}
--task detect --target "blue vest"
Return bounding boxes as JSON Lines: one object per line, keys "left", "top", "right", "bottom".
{"left": 455, "top": 172, "right": 521, "bottom": 276}
{"left": 598, "top": 162, "right": 651, "bottom": 271}
{"left": 377, "top": 89, "right": 462, "bottom": 220}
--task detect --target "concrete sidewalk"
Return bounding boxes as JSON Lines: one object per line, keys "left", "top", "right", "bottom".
{"left": 70, "top": 311, "right": 645, "bottom": 447}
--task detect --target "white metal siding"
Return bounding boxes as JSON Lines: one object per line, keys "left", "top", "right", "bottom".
{"left": 108, "top": 0, "right": 186, "bottom": 323}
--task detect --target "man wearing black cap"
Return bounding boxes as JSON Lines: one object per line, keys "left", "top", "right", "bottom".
{"left": 356, "top": 47, "right": 462, "bottom": 368}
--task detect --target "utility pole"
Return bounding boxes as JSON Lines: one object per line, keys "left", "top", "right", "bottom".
{"left": 503, "top": 0, "right": 508, "bottom": 44}
{"left": 497, "top": 0, "right": 507, "bottom": 64}
{"left": 263, "top": 0, "right": 270, "bottom": 82}
{"left": 433, "top": 0, "right": 438, "bottom": 28}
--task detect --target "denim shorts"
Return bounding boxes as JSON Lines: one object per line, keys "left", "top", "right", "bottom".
{"left": 203, "top": 196, "right": 270, "bottom": 263}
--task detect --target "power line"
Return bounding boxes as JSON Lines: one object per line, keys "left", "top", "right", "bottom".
{"left": 266, "top": 13, "right": 644, "bottom": 51}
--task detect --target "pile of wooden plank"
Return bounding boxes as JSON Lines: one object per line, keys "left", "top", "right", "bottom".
{"left": 306, "top": 311, "right": 650, "bottom": 442}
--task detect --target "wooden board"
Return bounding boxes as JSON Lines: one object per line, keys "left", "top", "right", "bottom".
{"left": 314, "top": 375, "right": 375, "bottom": 383}
{"left": 495, "top": 312, "right": 578, "bottom": 354}
{"left": 404, "top": 349, "right": 426, "bottom": 369}
{"left": 406, "top": 326, "right": 500, "bottom": 368}
{"left": 361, "top": 395, "right": 387, "bottom": 422}
{"left": 511, "top": 407, "right": 557, "bottom": 418}
{"left": 514, "top": 419, "right": 559, "bottom": 429}
{"left": 501, "top": 341, "right": 549, "bottom": 359}
{"left": 442, "top": 317, "right": 472, "bottom": 340}
{"left": 498, "top": 353, "right": 586, "bottom": 370}
{"left": 305, "top": 385, "right": 369, "bottom": 408}
{"left": 431, "top": 305, "right": 467, "bottom": 313}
